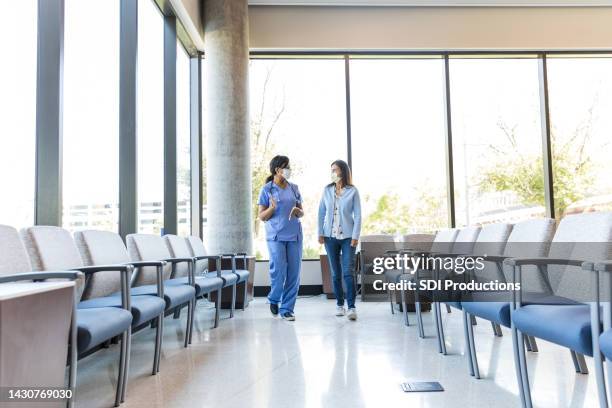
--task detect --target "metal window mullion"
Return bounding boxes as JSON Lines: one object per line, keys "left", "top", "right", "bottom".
{"left": 442, "top": 55, "right": 456, "bottom": 228}
{"left": 189, "top": 56, "right": 203, "bottom": 238}
{"left": 35, "top": 0, "right": 64, "bottom": 226}
{"left": 163, "top": 15, "right": 177, "bottom": 235}
{"left": 538, "top": 54, "right": 555, "bottom": 219}
{"left": 119, "top": 0, "right": 138, "bottom": 239}
{"left": 344, "top": 55, "right": 353, "bottom": 168}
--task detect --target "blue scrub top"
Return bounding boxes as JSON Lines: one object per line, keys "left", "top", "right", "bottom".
{"left": 258, "top": 181, "right": 303, "bottom": 242}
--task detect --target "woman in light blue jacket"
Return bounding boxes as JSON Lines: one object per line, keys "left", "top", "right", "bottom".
{"left": 318, "top": 159, "right": 361, "bottom": 320}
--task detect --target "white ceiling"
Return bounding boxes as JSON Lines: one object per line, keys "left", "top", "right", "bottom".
{"left": 249, "top": 0, "right": 612, "bottom": 6}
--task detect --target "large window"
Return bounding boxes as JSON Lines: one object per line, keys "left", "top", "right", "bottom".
{"left": 0, "top": 1, "right": 37, "bottom": 228}
{"left": 350, "top": 58, "right": 449, "bottom": 235}
{"left": 63, "top": 0, "right": 120, "bottom": 232}
{"left": 177, "top": 42, "right": 191, "bottom": 236}
{"left": 249, "top": 59, "right": 348, "bottom": 259}
{"left": 450, "top": 58, "right": 546, "bottom": 226}
{"left": 547, "top": 57, "right": 612, "bottom": 218}
{"left": 137, "top": 0, "right": 165, "bottom": 235}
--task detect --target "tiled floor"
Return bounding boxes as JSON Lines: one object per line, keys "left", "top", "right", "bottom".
{"left": 75, "top": 296, "right": 599, "bottom": 408}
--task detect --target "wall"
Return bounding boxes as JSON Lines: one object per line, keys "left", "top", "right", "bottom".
{"left": 249, "top": 6, "right": 612, "bottom": 50}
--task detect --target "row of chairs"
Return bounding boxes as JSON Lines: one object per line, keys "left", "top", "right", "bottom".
{"left": 0, "top": 225, "right": 250, "bottom": 407}
{"left": 382, "top": 212, "right": 612, "bottom": 408}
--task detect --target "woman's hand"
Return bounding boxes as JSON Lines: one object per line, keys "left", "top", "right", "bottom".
{"left": 318, "top": 236, "right": 325, "bottom": 245}
{"left": 351, "top": 239, "right": 358, "bottom": 247}
{"left": 269, "top": 197, "right": 277, "bottom": 210}
{"left": 289, "top": 206, "right": 302, "bottom": 220}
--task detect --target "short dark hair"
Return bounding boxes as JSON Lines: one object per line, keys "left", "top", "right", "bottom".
{"left": 265, "top": 155, "right": 290, "bottom": 183}
{"left": 330, "top": 159, "right": 353, "bottom": 187}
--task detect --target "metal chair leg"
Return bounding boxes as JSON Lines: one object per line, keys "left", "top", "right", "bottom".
{"left": 517, "top": 330, "right": 534, "bottom": 408}
{"left": 463, "top": 310, "right": 475, "bottom": 376}
{"left": 575, "top": 352, "right": 589, "bottom": 374}
{"left": 242, "top": 281, "right": 248, "bottom": 311}
{"left": 115, "top": 331, "right": 127, "bottom": 407}
{"left": 511, "top": 324, "right": 527, "bottom": 408}
{"left": 438, "top": 301, "right": 447, "bottom": 355}
{"left": 230, "top": 283, "right": 236, "bottom": 318}
{"left": 446, "top": 304, "right": 452, "bottom": 313}
{"left": 528, "top": 336, "right": 539, "bottom": 352}
{"left": 466, "top": 312, "right": 480, "bottom": 379}
{"left": 591, "top": 300, "right": 609, "bottom": 408}
{"left": 67, "top": 300, "right": 77, "bottom": 408}
{"left": 214, "top": 288, "right": 221, "bottom": 328}
{"left": 570, "top": 350, "right": 580, "bottom": 372}
{"left": 433, "top": 302, "right": 443, "bottom": 354}
{"left": 415, "top": 301, "right": 425, "bottom": 338}
{"left": 153, "top": 314, "right": 163, "bottom": 374}
{"left": 121, "top": 326, "right": 131, "bottom": 403}
{"left": 470, "top": 314, "right": 477, "bottom": 325}
{"left": 388, "top": 285, "right": 395, "bottom": 314}
{"left": 188, "top": 299, "right": 197, "bottom": 345}
{"left": 414, "top": 284, "right": 425, "bottom": 338}
{"left": 490, "top": 322, "right": 503, "bottom": 337}
{"left": 184, "top": 301, "right": 193, "bottom": 348}
{"left": 401, "top": 285, "right": 409, "bottom": 326}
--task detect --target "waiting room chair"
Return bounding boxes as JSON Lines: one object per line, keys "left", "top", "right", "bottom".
{"left": 15, "top": 225, "right": 133, "bottom": 407}
{"left": 460, "top": 218, "right": 555, "bottom": 379}
{"left": 507, "top": 211, "right": 612, "bottom": 408}
{"left": 164, "top": 234, "right": 224, "bottom": 333}
{"left": 74, "top": 229, "right": 169, "bottom": 386}
{"left": 126, "top": 234, "right": 197, "bottom": 348}
{"left": 185, "top": 235, "right": 249, "bottom": 317}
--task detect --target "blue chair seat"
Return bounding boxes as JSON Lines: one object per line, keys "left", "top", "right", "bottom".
{"left": 233, "top": 269, "right": 249, "bottom": 283}
{"left": 129, "top": 283, "right": 196, "bottom": 310}
{"left": 600, "top": 330, "right": 612, "bottom": 359}
{"left": 167, "top": 275, "right": 224, "bottom": 296}
{"left": 512, "top": 304, "right": 593, "bottom": 356}
{"left": 462, "top": 301, "right": 510, "bottom": 327}
{"left": 76, "top": 307, "right": 133, "bottom": 353}
{"left": 219, "top": 270, "right": 239, "bottom": 286}
{"left": 79, "top": 294, "right": 165, "bottom": 326}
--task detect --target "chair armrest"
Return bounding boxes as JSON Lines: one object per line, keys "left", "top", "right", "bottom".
{"left": 73, "top": 264, "right": 133, "bottom": 275}
{"left": 504, "top": 257, "right": 584, "bottom": 267}
{"left": 128, "top": 261, "right": 168, "bottom": 267}
{"left": 194, "top": 255, "right": 220, "bottom": 261}
{"left": 221, "top": 253, "right": 237, "bottom": 259}
{"left": 481, "top": 255, "right": 510, "bottom": 263}
{"left": 72, "top": 265, "right": 132, "bottom": 309}
{"left": 125, "top": 261, "right": 165, "bottom": 297}
{"left": 0, "top": 271, "right": 84, "bottom": 283}
{"left": 593, "top": 261, "right": 612, "bottom": 272}
{"left": 163, "top": 257, "right": 195, "bottom": 264}
{"left": 163, "top": 258, "right": 195, "bottom": 285}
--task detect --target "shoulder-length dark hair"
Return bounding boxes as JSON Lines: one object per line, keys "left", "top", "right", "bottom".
{"left": 329, "top": 159, "right": 353, "bottom": 187}
{"left": 265, "top": 155, "right": 290, "bottom": 183}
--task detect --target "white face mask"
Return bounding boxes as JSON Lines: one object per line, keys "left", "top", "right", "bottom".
{"left": 331, "top": 172, "right": 341, "bottom": 183}
{"left": 281, "top": 168, "right": 291, "bottom": 180}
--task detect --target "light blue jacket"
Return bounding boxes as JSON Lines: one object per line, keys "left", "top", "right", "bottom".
{"left": 318, "top": 185, "right": 362, "bottom": 240}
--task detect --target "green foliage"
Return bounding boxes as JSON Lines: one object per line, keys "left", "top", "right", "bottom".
{"left": 362, "top": 189, "right": 447, "bottom": 235}
{"left": 478, "top": 121, "right": 595, "bottom": 217}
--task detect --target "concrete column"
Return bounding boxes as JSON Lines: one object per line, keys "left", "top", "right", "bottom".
{"left": 203, "top": 0, "right": 252, "bottom": 254}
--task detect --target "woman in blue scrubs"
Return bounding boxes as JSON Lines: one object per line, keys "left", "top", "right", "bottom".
{"left": 258, "top": 155, "right": 304, "bottom": 321}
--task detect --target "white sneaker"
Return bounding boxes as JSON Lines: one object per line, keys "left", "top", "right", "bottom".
{"left": 335, "top": 306, "right": 345, "bottom": 316}
{"left": 347, "top": 308, "right": 357, "bottom": 321}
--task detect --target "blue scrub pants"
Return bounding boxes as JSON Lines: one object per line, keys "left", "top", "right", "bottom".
{"left": 267, "top": 240, "right": 302, "bottom": 315}
{"left": 324, "top": 237, "right": 357, "bottom": 309}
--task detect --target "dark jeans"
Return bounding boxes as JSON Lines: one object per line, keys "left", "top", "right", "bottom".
{"left": 324, "top": 237, "right": 356, "bottom": 309}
